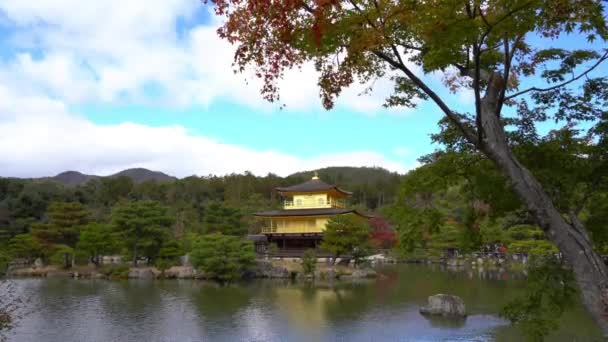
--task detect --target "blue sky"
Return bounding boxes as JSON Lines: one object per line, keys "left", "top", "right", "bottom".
{"left": 0, "top": 1, "right": 604, "bottom": 178}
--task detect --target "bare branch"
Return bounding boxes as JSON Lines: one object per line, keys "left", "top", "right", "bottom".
{"left": 505, "top": 50, "right": 608, "bottom": 100}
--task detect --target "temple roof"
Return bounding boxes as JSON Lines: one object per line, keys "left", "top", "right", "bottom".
{"left": 276, "top": 177, "right": 352, "bottom": 196}
{"left": 254, "top": 208, "right": 370, "bottom": 218}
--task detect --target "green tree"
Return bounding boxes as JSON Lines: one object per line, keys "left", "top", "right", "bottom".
{"left": 203, "top": 202, "right": 245, "bottom": 236}
{"left": 156, "top": 240, "right": 184, "bottom": 271}
{"left": 111, "top": 200, "right": 172, "bottom": 266}
{"left": 30, "top": 201, "right": 88, "bottom": 267}
{"left": 7, "top": 234, "right": 41, "bottom": 263}
{"left": 207, "top": 0, "right": 608, "bottom": 331}
{"left": 49, "top": 245, "right": 74, "bottom": 269}
{"left": 31, "top": 201, "right": 88, "bottom": 249}
{"left": 320, "top": 215, "right": 371, "bottom": 264}
{"left": 190, "top": 233, "right": 255, "bottom": 282}
{"left": 76, "top": 223, "right": 120, "bottom": 266}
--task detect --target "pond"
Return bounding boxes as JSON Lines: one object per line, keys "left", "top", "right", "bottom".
{"left": 6, "top": 264, "right": 602, "bottom": 341}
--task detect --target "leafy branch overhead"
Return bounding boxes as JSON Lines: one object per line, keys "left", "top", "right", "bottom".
{"left": 207, "top": 0, "right": 607, "bottom": 134}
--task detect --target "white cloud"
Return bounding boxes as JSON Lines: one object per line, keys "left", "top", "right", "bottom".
{"left": 0, "top": 0, "right": 426, "bottom": 177}
{"left": 0, "top": 0, "right": 413, "bottom": 113}
{"left": 0, "top": 85, "right": 411, "bottom": 178}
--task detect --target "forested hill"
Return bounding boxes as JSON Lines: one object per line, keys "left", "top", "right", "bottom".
{"left": 12, "top": 166, "right": 402, "bottom": 209}
{"left": 38, "top": 168, "right": 175, "bottom": 186}
{"left": 0, "top": 166, "right": 402, "bottom": 242}
{"left": 287, "top": 167, "right": 403, "bottom": 208}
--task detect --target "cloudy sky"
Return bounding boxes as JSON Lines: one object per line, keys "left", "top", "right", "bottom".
{"left": 0, "top": 1, "right": 599, "bottom": 178}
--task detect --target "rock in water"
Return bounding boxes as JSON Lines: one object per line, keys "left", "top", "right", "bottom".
{"left": 419, "top": 294, "right": 466, "bottom": 317}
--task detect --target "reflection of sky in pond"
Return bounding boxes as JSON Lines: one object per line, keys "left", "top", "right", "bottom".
{"left": 7, "top": 265, "right": 602, "bottom": 342}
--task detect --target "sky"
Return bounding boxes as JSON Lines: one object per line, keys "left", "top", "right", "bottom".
{"left": 0, "top": 1, "right": 603, "bottom": 178}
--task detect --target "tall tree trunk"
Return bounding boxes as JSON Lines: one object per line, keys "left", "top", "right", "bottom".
{"left": 478, "top": 78, "right": 608, "bottom": 335}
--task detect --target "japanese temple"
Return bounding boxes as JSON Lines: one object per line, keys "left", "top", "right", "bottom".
{"left": 254, "top": 173, "right": 369, "bottom": 254}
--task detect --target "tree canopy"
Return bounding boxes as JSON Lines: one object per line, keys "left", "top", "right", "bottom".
{"left": 111, "top": 200, "right": 173, "bottom": 266}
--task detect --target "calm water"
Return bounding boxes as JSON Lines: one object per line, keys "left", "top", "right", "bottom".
{"left": 6, "top": 264, "right": 602, "bottom": 342}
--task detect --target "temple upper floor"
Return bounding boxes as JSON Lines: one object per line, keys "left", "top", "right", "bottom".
{"left": 275, "top": 174, "right": 351, "bottom": 210}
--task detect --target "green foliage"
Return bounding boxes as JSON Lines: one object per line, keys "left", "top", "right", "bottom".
{"left": 8, "top": 234, "right": 41, "bottom": 262}
{"left": 111, "top": 200, "right": 172, "bottom": 265}
{"left": 427, "top": 223, "right": 463, "bottom": 254}
{"left": 203, "top": 202, "right": 245, "bottom": 236}
{"left": 49, "top": 244, "right": 74, "bottom": 268}
{"left": 31, "top": 201, "right": 89, "bottom": 253}
{"left": 302, "top": 249, "right": 316, "bottom": 276}
{"left": 479, "top": 219, "right": 505, "bottom": 245}
{"left": 505, "top": 225, "right": 545, "bottom": 243}
{"left": 585, "top": 192, "right": 608, "bottom": 253}
{"left": 507, "top": 240, "right": 558, "bottom": 257}
{"left": 501, "top": 257, "right": 577, "bottom": 341}
{"left": 180, "top": 232, "right": 200, "bottom": 254}
{"left": 76, "top": 223, "right": 119, "bottom": 266}
{"left": 0, "top": 253, "right": 9, "bottom": 275}
{"left": 190, "top": 233, "right": 255, "bottom": 282}
{"left": 156, "top": 240, "right": 184, "bottom": 270}
{"left": 320, "top": 215, "right": 371, "bottom": 261}
{"left": 100, "top": 264, "right": 130, "bottom": 279}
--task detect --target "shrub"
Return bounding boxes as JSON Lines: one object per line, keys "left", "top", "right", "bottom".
{"left": 508, "top": 240, "right": 558, "bottom": 256}
{"left": 190, "top": 233, "right": 255, "bottom": 282}
{"left": 101, "top": 264, "right": 130, "bottom": 279}
{"left": 49, "top": 245, "right": 74, "bottom": 269}
{"left": 302, "top": 249, "right": 316, "bottom": 276}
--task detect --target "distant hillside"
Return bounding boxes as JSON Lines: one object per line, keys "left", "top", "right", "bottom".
{"left": 288, "top": 166, "right": 402, "bottom": 187}
{"left": 50, "top": 171, "right": 99, "bottom": 186}
{"left": 43, "top": 168, "right": 175, "bottom": 186}
{"left": 109, "top": 168, "right": 175, "bottom": 183}
{"left": 26, "top": 167, "right": 400, "bottom": 205}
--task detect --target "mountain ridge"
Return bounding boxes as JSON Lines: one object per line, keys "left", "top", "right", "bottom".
{"left": 12, "top": 166, "right": 399, "bottom": 187}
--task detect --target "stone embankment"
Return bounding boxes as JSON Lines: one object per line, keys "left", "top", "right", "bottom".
{"left": 8, "top": 260, "right": 380, "bottom": 281}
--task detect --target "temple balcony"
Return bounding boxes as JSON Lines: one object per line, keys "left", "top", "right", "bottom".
{"left": 283, "top": 198, "right": 346, "bottom": 209}
{"left": 261, "top": 226, "right": 324, "bottom": 234}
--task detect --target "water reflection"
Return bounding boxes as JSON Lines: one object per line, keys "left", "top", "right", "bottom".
{"left": 422, "top": 315, "right": 467, "bottom": 328}
{"left": 8, "top": 264, "right": 603, "bottom": 342}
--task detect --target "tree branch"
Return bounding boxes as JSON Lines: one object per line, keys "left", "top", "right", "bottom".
{"left": 505, "top": 50, "right": 608, "bottom": 100}
{"left": 372, "top": 49, "right": 478, "bottom": 145}
{"left": 495, "top": 35, "right": 522, "bottom": 116}
{"left": 473, "top": 42, "right": 483, "bottom": 143}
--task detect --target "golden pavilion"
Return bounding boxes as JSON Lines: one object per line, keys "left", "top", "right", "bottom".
{"left": 254, "top": 174, "right": 369, "bottom": 253}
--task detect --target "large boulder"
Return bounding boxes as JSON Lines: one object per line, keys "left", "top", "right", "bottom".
{"left": 419, "top": 294, "right": 466, "bottom": 317}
